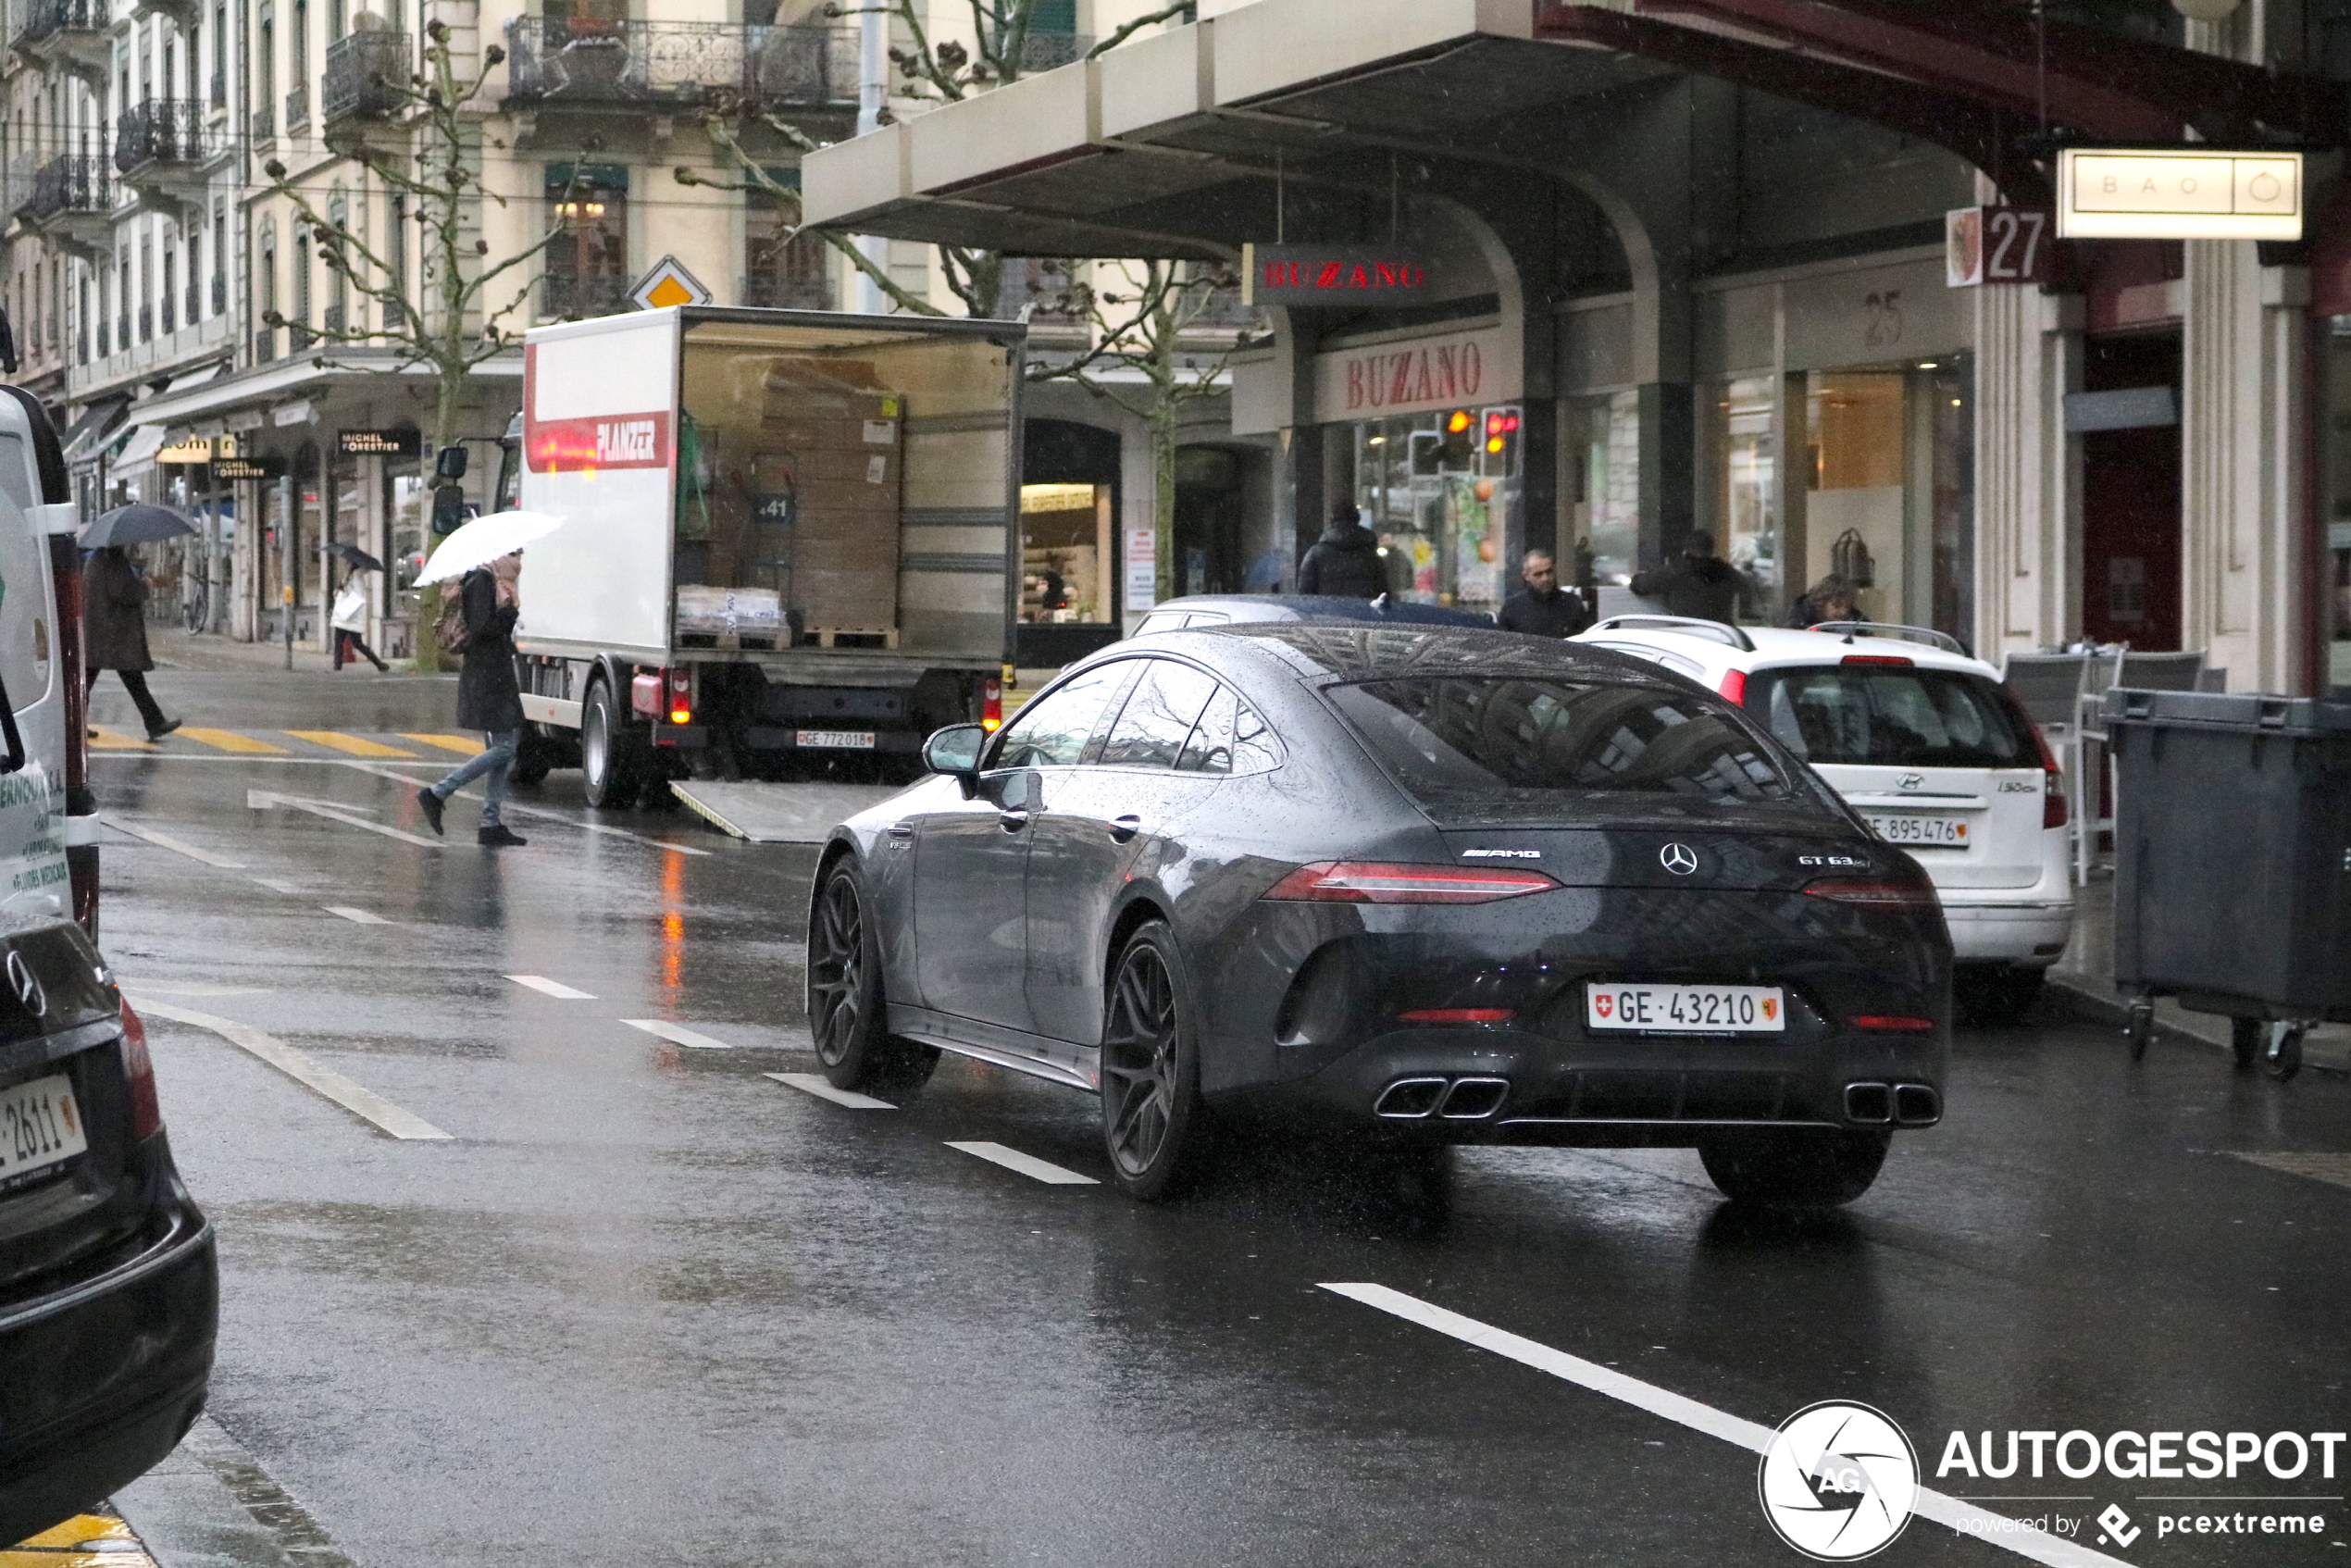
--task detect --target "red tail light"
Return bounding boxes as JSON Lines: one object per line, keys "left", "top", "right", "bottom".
{"left": 982, "top": 678, "right": 1003, "bottom": 732}
{"left": 1398, "top": 1007, "right": 1514, "bottom": 1024}
{"left": 1716, "top": 669, "right": 1748, "bottom": 705}
{"left": 1842, "top": 654, "right": 1914, "bottom": 666}
{"left": 1803, "top": 877, "right": 1943, "bottom": 916}
{"left": 1263, "top": 862, "right": 1561, "bottom": 904}
{"left": 2002, "top": 688, "right": 2069, "bottom": 829}
{"left": 118, "top": 1000, "right": 162, "bottom": 1139}
{"left": 667, "top": 668, "right": 691, "bottom": 726}
{"left": 1850, "top": 1014, "right": 1936, "bottom": 1032}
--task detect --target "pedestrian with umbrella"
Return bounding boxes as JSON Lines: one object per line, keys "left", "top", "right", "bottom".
{"left": 409, "top": 511, "right": 566, "bottom": 848}
{"left": 81, "top": 504, "right": 191, "bottom": 741}
{"left": 325, "top": 541, "right": 391, "bottom": 672}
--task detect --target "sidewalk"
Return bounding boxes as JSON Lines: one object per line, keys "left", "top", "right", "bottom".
{"left": 2049, "top": 866, "right": 2350, "bottom": 1074}
{"left": 147, "top": 624, "right": 430, "bottom": 678}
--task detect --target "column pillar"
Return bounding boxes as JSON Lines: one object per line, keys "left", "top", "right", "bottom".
{"left": 230, "top": 476, "right": 257, "bottom": 642}
{"left": 1972, "top": 277, "right": 2084, "bottom": 662}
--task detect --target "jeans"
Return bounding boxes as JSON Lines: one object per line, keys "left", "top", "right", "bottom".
{"left": 429, "top": 728, "right": 518, "bottom": 827}
{"left": 88, "top": 668, "right": 168, "bottom": 734}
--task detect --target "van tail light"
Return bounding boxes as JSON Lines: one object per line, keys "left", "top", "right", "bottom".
{"left": 1716, "top": 669, "right": 1748, "bottom": 705}
{"left": 52, "top": 535, "right": 96, "bottom": 938}
{"left": 1263, "top": 862, "right": 1561, "bottom": 904}
{"left": 118, "top": 999, "right": 162, "bottom": 1139}
{"left": 1804, "top": 875, "right": 1944, "bottom": 918}
{"left": 982, "top": 678, "right": 1003, "bottom": 732}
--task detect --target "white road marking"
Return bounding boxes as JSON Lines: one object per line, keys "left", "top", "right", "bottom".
{"left": 338, "top": 760, "right": 714, "bottom": 854}
{"left": 247, "top": 789, "right": 442, "bottom": 848}
{"left": 506, "top": 975, "right": 595, "bottom": 999}
{"left": 248, "top": 876, "right": 305, "bottom": 894}
{"left": 102, "top": 815, "right": 248, "bottom": 868}
{"left": 765, "top": 1071, "right": 893, "bottom": 1109}
{"left": 130, "top": 998, "right": 453, "bottom": 1141}
{"left": 324, "top": 906, "right": 392, "bottom": 925}
{"left": 116, "top": 980, "right": 270, "bottom": 997}
{"left": 621, "top": 1018, "right": 733, "bottom": 1051}
{"left": 1320, "top": 1284, "right": 2133, "bottom": 1568}
{"left": 944, "top": 1140, "right": 1099, "bottom": 1185}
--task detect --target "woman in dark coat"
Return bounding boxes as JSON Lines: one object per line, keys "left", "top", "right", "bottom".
{"left": 414, "top": 554, "right": 529, "bottom": 847}
{"left": 82, "top": 546, "right": 179, "bottom": 740}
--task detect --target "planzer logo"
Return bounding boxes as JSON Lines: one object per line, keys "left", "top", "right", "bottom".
{"left": 1759, "top": 1401, "right": 1918, "bottom": 1561}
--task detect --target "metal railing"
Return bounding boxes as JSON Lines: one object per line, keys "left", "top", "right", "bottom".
{"left": 249, "top": 105, "right": 274, "bottom": 142}
{"left": 21, "top": 153, "right": 110, "bottom": 221}
{"left": 13, "top": 0, "right": 107, "bottom": 46}
{"left": 284, "top": 81, "right": 309, "bottom": 130}
{"left": 209, "top": 69, "right": 227, "bottom": 107}
{"left": 253, "top": 325, "right": 277, "bottom": 361}
{"left": 211, "top": 274, "right": 227, "bottom": 314}
{"left": 185, "top": 282, "right": 202, "bottom": 323}
{"left": 137, "top": 303, "right": 151, "bottom": 342}
{"left": 503, "top": 18, "right": 855, "bottom": 106}
{"left": 323, "top": 31, "right": 410, "bottom": 121}
{"left": 541, "top": 273, "right": 631, "bottom": 319}
{"left": 115, "top": 98, "right": 211, "bottom": 169}
{"left": 321, "top": 303, "right": 346, "bottom": 337}
{"left": 159, "top": 292, "right": 174, "bottom": 334}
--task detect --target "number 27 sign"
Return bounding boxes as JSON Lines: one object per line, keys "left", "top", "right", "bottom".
{"left": 1946, "top": 205, "right": 2055, "bottom": 288}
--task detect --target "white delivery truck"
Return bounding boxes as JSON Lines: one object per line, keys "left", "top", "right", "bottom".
{"left": 496, "top": 307, "right": 1026, "bottom": 806}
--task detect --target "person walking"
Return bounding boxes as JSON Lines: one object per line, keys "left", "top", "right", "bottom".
{"left": 81, "top": 545, "right": 180, "bottom": 740}
{"left": 1296, "top": 501, "right": 1388, "bottom": 598}
{"left": 1495, "top": 549, "right": 1594, "bottom": 638}
{"left": 330, "top": 572, "right": 391, "bottom": 671}
{"left": 415, "top": 553, "right": 529, "bottom": 848}
{"left": 1787, "top": 574, "right": 1859, "bottom": 629}
{"left": 1630, "top": 529, "right": 1751, "bottom": 625}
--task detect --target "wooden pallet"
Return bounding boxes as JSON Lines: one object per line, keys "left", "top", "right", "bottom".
{"left": 803, "top": 627, "right": 900, "bottom": 649}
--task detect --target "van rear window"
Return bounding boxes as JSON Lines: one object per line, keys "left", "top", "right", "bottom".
{"left": 1749, "top": 666, "right": 2033, "bottom": 769}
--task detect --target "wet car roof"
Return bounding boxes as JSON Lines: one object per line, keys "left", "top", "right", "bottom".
{"left": 1163, "top": 622, "right": 1680, "bottom": 687}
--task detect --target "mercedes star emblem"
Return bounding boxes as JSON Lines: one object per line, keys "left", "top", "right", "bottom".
{"left": 1659, "top": 842, "right": 1699, "bottom": 876}
{"left": 6, "top": 950, "right": 45, "bottom": 1016}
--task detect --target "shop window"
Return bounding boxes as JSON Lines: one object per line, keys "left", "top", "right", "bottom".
{"left": 1561, "top": 392, "right": 1639, "bottom": 588}
{"left": 1705, "top": 374, "right": 1779, "bottom": 600}
{"left": 1350, "top": 404, "right": 1520, "bottom": 613}
{"left": 1806, "top": 371, "right": 1906, "bottom": 623}
{"left": 1020, "top": 482, "right": 1108, "bottom": 624}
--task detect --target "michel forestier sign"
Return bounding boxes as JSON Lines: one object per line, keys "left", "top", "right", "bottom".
{"left": 1242, "top": 243, "right": 1436, "bottom": 307}
{"left": 2057, "top": 148, "right": 2303, "bottom": 241}
{"left": 338, "top": 429, "right": 420, "bottom": 457}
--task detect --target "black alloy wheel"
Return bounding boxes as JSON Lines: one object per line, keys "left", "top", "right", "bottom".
{"left": 1697, "top": 1128, "right": 1893, "bottom": 1208}
{"left": 581, "top": 679, "right": 644, "bottom": 810}
{"left": 807, "top": 860, "right": 934, "bottom": 1093}
{"left": 1099, "top": 922, "right": 1210, "bottom": 1201}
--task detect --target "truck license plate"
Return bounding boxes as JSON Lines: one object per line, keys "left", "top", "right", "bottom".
{"left": 0, "top": 1074, "right": 87, "bottom": 1189}
{"left": 1866, "top": 814, "right": 1971, "bottom": 847}
{"left": 796, "top": 729, "right": 877, "bottom": 751}
{"left": 1586, "top": 984, "right": 1785, "bottom": 1033}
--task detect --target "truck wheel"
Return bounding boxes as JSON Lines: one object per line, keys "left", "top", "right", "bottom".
{"left": 1698, "top": 1128, "right": 1891, "bottom": 1208}
{"left": 581, "top": 680, "right": 644, "bottom": 810}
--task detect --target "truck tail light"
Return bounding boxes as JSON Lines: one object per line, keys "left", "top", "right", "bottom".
{"left": 1263, "top": 862, "right": 1561, "bottom": 904}
{"left": 118, "top": 999, "right": 162, "bottom": 1139}
{"left": 982, "top": 678, "right": 1002, "bottom": 732}
{"left": 668, "top": 668, "right": 691, "bottom": 727}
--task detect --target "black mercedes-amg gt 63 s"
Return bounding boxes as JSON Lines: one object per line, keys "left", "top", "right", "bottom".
{"left": 809, "top": 624, "right": 1949, "bottom": 1206}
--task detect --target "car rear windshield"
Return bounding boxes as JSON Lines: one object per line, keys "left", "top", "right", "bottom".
{"left": 1325, "top": 677, "right": 1829, "bottom": 822}
{"left": 1748, "top": 666, "right": 2034, "bottom": 769}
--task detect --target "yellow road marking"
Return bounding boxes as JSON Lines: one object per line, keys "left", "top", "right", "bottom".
{"left": 401, "top": 731, "right": 483, "bottom": 755}
{"left": 285, "top": 730, "right": 417, "bottom": 758}
{"left": 2, "top": 1510, "right": 155, "bottom": 1566}
{"left": 180, "top": 727, "right": 289, "bottom": 754}
{"left": 87, "top": 724, "right": 155, "bottom": 750}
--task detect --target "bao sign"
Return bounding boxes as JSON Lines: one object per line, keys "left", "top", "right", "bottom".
{"left": 2057, "top": 148, "right": 2302, "bottom": 241}
{"left": 1242, "top": 243, "right": 1435, "bottom": 307}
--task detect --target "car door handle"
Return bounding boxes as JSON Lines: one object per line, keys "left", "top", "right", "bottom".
{"left": 999, "top": 806, "right": 1031, "bottom": 831}
{"left": 887, "top": 821, "right": 914, "bottom": 841}
{"left": 1107, "top": 815, "right": 1142, "bottom": 841}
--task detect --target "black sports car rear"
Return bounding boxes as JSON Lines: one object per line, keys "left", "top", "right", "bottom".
{"left": 814, "top": 625, "right": 1950, "bottom": 1207}
{"left": 0, "top": 918, "right": 215, "bottom": 1547}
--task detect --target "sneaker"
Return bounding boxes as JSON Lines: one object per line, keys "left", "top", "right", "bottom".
{"left": 415, "top": 788, "right": 445, "bottom": 836}
{"left": 146, "top": 718, "right": 181, "bottom": 741}
{"left": 478, "top": 824, "right": 528, "bottom": 848}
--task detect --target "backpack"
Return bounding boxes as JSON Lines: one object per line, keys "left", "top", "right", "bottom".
{"left": 433, "top": 581, "right": 470, "bottom": 658}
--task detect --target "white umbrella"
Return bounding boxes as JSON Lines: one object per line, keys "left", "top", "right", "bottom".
{"left": 414, "top": 510, "right": 567, "bottom": 586}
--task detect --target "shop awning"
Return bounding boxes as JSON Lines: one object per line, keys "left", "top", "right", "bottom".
{"left": 58, "top": 394, "right": 131, "bottom": 467}
{"left": 106, "top": 425, "right": 169, "bottom": 484}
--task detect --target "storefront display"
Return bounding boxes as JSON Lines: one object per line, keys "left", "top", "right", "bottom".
{"left": 1349, "top": 405, "right": 1521, "bottom": 613}
{"left": 1019, "top": 481, "right": 1109, "bottom": 625}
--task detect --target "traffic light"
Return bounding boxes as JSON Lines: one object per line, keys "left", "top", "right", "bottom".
{"left": 1481, "top": 406, "right": 1522, "bottom": 470}
{"left": 1446, "top": 409, "right": 1473, "bottom": 435}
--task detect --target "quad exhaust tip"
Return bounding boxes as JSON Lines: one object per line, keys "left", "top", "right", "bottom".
{"left": 1845, "top": 1081, "right": 1941, "bottom": 1126}
{"left": 1375, "top": 1076, "right": 1508, "bottom": 1120}
{"left": 1374, "top": 1077, "right": 1449, "bottom": 1119}
{"left": 1439, "top": 1076, "right": 1510, "bottom": 1119}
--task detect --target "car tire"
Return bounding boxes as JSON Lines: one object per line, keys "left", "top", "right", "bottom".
{"left": 581, "top": 679, "right": 645, "bottom": 810}
{"left": 1099, "top": 921, "right": 1213, "bottom": 1201}
{"left": 1698, "top": 1128, "right": 1892, "bottom": 1208}
{"left": 2232, "top": 1015, "right": 2263, "bottom": 1069}
{"left": 1957, "top": 964, "right": 2045, "bottom": 1027}
{"left": 512, "top": 727, "right": 555, "bottom": 787}
{"left": 807, "top": 857, "right": 937, "bottom": 1094}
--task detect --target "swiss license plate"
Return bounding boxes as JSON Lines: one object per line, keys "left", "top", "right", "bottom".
{"left": 1867, "top": 814, "right": 1972, "bottom": 847}
{"left": 1586, "top": 984, "right": 1785, "bottom": 1033}
{"left": 0, "top": 1074, "right": 87, "bottom": 1188}
{"left": 795, "top": 729, "right": 877, "bottom": 751}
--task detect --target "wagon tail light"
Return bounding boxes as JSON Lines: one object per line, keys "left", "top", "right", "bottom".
{"left": 1716, "top": 669, "right": 1748, "bottom": 705}
{"left": 1262, "top": 862, "right": 1561, "bottom": 904}
{"left": 1803, "top": 874, "right": 1944, "bottom": 917}
{"left": 118, "top": 999, "right": 162, "bottom": 1139}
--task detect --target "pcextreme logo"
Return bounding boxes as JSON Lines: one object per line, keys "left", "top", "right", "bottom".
{"left": 1759, "top": 1401, "right": 1919, "bottom": 1561}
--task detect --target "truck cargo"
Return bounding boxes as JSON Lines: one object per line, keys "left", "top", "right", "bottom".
{"left": 495, "top": 307, "right": 1026, "bottom": 805}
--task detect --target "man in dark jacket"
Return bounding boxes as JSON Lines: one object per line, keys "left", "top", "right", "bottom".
{"left": 1495, "top": 549, "right": 1594, "bottom": 639}
{"left": 1630, "top": 529, "right": 1750, "bottom": 625}
{"left": 415, "top": 554, "right": 528, "bottom": 847}
{"left": 81, "top": 546, "right": 179, "bottom": 740}
{"left": 1296, "top": 502, "right": 1388, "bottom": 598}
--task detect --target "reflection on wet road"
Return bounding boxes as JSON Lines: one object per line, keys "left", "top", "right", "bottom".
{"left": 79, "top": 667, "right": 2351, "bottom": 1568}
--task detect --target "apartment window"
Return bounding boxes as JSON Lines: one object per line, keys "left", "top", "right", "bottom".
{"left": 161, "top": 246, "right": 176, "bottom": 334}
{"left": 292, "top": 224, "right": 312, "bottom": 346}
{"left": 325, "top": 191, "right": 348, "bottom": 334}
{"left": 258, "top": 229, "right": 278, "bottom": 358}
{"left": 386, "top": 192, "right": 406, "bottom": 325}
{"left": 542, "top": 165, "right": 628, "bottom": 318}
{"left": 213, "top": 211, "right": 228, "bottom": 315}
{"left": 744, "top": 178, "right": 827, "bottom": 310}
{"left": 137, "top": 240, "right": 152, "bottom": 342}
{"left": 292, "top": 0, "right": 308, "bottom": 85}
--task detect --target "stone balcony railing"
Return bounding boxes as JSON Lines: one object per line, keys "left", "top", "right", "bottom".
{"left": 503, "top": 18, "right": 856, "bottom": 108}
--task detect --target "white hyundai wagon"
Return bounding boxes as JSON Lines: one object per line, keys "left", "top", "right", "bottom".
{"left": 1571, "top": 616, "right": 2072, "bottom": 1023}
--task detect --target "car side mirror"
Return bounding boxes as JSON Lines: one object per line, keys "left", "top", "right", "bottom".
{"left": 923, "top": 723, "right": 989, "bottom": 795}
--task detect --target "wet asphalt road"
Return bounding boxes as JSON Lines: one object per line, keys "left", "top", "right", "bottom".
{"left": 79, "top": 663, "right": 2351, "bottom": 1568}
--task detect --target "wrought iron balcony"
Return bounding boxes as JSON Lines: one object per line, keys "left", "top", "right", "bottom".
{"left": 185, "top": 282, "right": 201, "bottom": 323}
{"left": 159, "top": 292, "right": 174, "bottom": 334}
{"left": 250, "top": 105, "right": 274, "bottom": 142}
{"left": 321, "top": 303, "right": 346, "bottom": 337}
{"left": 19, "top": 153, "right": 110, "bottom": 223}
{"left": 541, "top": 273, "right": 631, "bottom": 320}
{"left": 504, "top": 18, "right": 854, "bottom": 108}
{"left": 253, "top": 326, "right": 277, "bottom": 362}
{"left": 324, "top": 31, "right": 410, "bottom": 122}
{"left": 12, "top": 0, "right": 107, "bottom": 48}
{"left": 285, "top": 81, "right": 310, "bottom": 130}
{"left": 115, "top": 99, "right": 211, "bottom": 170}
{"left": 138, "top": 303, "right": 152, "bottom": 342}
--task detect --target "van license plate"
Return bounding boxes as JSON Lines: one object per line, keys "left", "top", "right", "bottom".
{"left": 1866, "top": 814, "right": 1970, "bottom": 846}
{"left": 796, "top": 730, "right": 877, "bottom": 750}
{"left": 0, "top": 1074, "right": 87, "bottom": 1188}
{"left": 1586, "top": 985, "right": 1785, "bottom": 1033}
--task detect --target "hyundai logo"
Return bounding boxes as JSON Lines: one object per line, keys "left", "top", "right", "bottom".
{"left": 1897, "top": 772, "right": 1924, "bottom": 790}
{"left": 6, "top": 951, "right": 44, "bottom": 1017}
{"left": 1659, "top": 842, "right": 1699, "bottom": 876}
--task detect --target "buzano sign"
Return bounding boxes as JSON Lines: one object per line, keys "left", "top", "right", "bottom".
{"left": 1311, "top": 322, "right": 1523, "bottom": 424}
{"left": 1242, "top": 243, "right": 1435, "bottom": 307}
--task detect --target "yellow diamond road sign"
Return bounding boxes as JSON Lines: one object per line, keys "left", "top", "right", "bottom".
{"left": 630, "top": 256, "right": 712, "bottom": 311}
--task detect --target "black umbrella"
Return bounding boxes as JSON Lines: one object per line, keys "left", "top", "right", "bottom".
{"left": 82, "top": 503, "right": 195, "bottom": 549}
{"left": 325, "top": 541, "right": 386, "bottom": 574}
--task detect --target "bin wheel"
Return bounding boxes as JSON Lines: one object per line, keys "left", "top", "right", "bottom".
{"left": 2262, "top": 1023, "right": 2306, "bottom": 1084}
{"left": 2231, "top": 1016, "right": 2263, "bottom": 1070}
{"left": 2125, "top": 1001, "right": 2155, "bottom": 1062}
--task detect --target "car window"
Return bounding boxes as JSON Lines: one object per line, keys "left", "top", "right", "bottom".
{"left": 1749, "top": 666, "right": 2034, "bottom": 769}
{"left": 1098, "top": 659, "right": 1220, "bottom": 769}
{"left": 1133, "top": 612, "right": 1188, "bottom": 636}
{"left": 1177, "top": 683, "right": 1280, "bottom": 776}
{"left": 992, "top": 664, "right": 1134, "bottom": 768}
{"left": 1326, "top": 677, "right": 1822, "bottom": 819}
